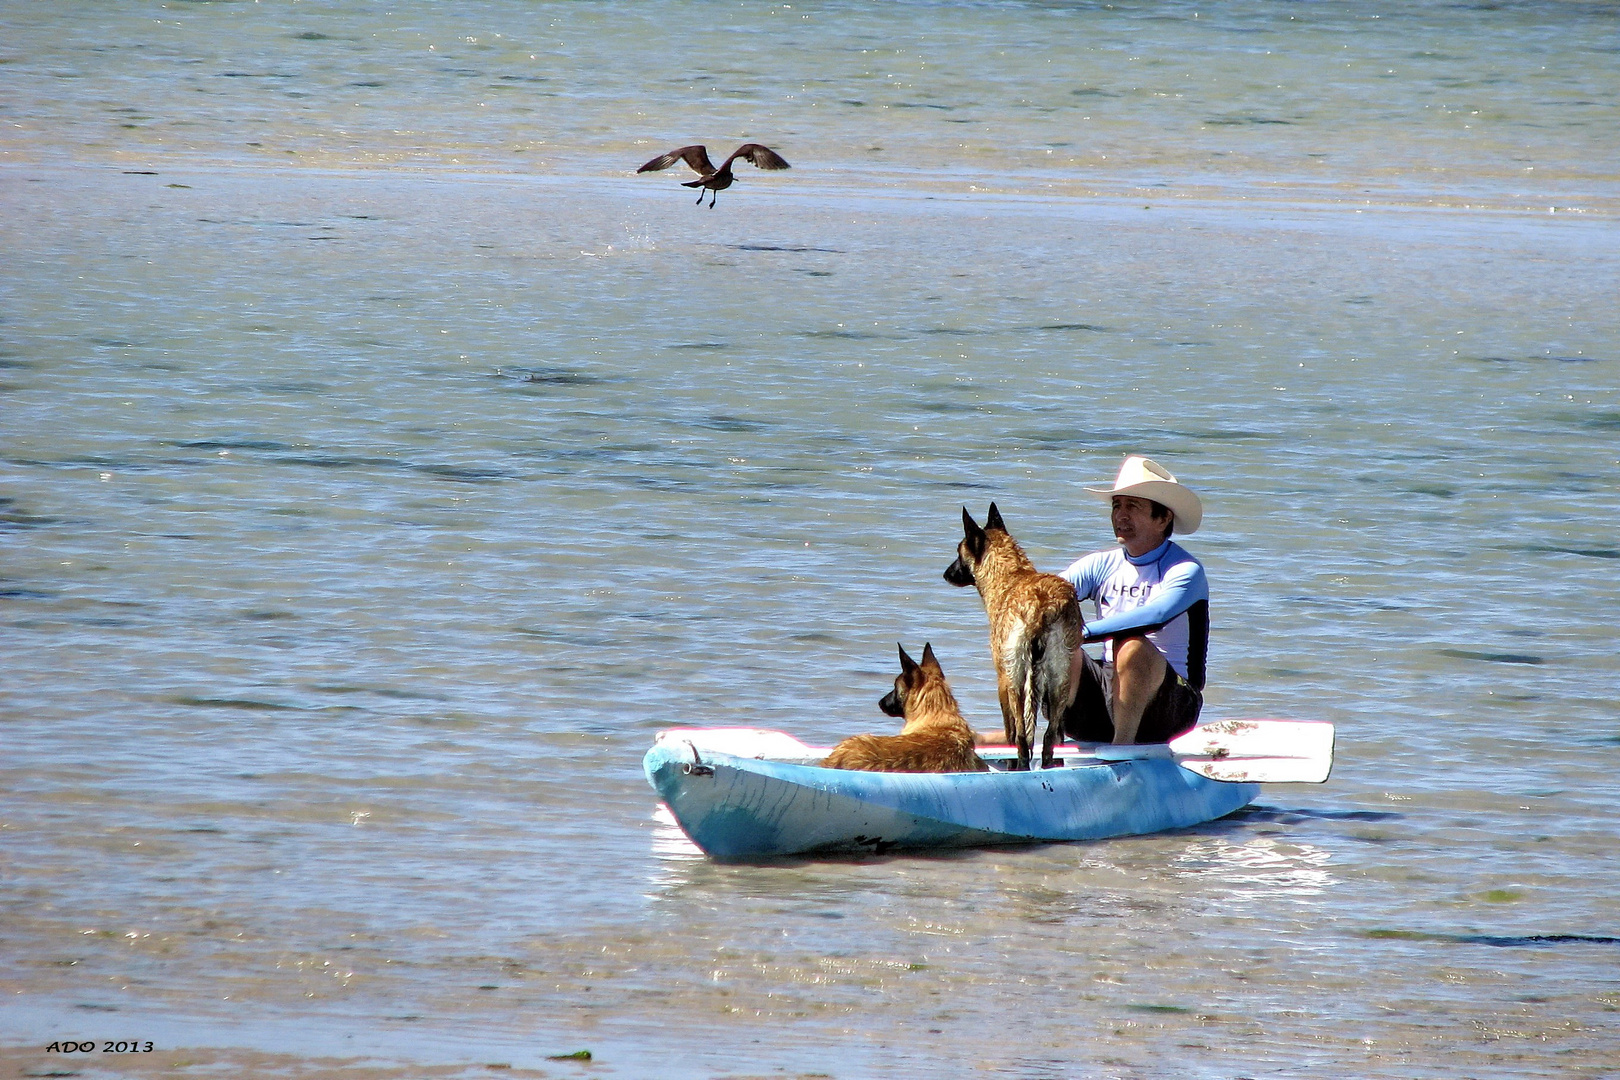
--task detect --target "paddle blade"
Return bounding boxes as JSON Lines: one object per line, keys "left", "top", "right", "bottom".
{"left": 1168, "top": 719, "right": 1335, "bottom": 784}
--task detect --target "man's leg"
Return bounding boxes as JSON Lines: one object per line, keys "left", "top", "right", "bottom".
{"left": 1059, "top": 647, "right": 1114, "bottom": 743}
{"left": 1109, "top": 635, "right": 1170, "bottom": 745}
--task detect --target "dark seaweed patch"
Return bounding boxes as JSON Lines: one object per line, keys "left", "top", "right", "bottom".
{"left": 6, "top": 455, "right": 139, "bottom": 473}
{"left": 168, "top": 695, "right": 298, "bottom": 711}
{"left": 1011, "top": 427, "right": 1099, "bottom": 448}
{"left": 308, "top": 683, "right": 447, "bottom": 701}
{"left": 698, "top": 414, "right": 770, "bottom": 433}
{"left": 791, "top": 630, "right": 843, "bottom": 644}
{"left": 496, "top": 367, "right": 609, "bottom": 385}
{"left": 1367, "top": 930, "right": 1620, "bottom": 947}
{"left": 1478, "top": 354, "right": 1612, "bottom": 366}
{"left": 0, "top": 587, "right": 55, "bottom": 600}
{"left": 733, "top": 244, "right": 843, "bottom": 253}
{"left": 259, "top": 382, "right": 328, "bottom": 394}
{"left": 168, "top": 439, "right": 293, "bottom": 452}
{"left": 1437, "top": 648, "right": 1544, "bottom": 666}
{"left": 0, "top": 499, "right": 59, "bottom": 531}
{"left": 1205, "top": 115, "right": 1294, "bottom": 125}
{"left": 1515, "top": 543, "right": 1620, "bottom": 560}
{"left": 800, "top": 329, "right": 894, "bottom": 340}
{"left": 521, "top": 371, "right": 606, "bottom": 384}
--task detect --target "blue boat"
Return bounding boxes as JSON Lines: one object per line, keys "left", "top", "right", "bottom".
{"left": 641, "top": 724, "right": 1323, "bottom": 861}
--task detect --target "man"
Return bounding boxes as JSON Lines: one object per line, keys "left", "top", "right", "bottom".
{"left": 1058, "top": 455, "right": 1208, "bottom": 745}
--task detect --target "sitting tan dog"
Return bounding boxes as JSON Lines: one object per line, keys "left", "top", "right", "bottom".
{"left": 945, "top": 503, "right": 1082, "bottom": 770}
{"left": 821, "top": 644, "right": 988, "bottom": 774}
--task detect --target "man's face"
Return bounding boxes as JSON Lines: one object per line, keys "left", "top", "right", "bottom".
{"left": 1111, "top": 495, "right": 1170, "bottom": 556}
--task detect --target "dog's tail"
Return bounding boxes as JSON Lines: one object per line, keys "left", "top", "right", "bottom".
{"left": 1033, "top": 606, "right": 1081, "bottom": 768}
{"left": 1023, "top": 635, "right": 1042, "bottom": 762}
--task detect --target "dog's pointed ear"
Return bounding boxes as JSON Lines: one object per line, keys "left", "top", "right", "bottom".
{"left": 986, "top": 502, "right": 1006, "bottom": 532}
{"left": 961, "top": 506, "right": 987, "bottom": 557}
{"left": 897, "top": 643, "right": 918, "bottom": 675}
{"left": 920, "top": 642, "right": 942, "bottom": 674}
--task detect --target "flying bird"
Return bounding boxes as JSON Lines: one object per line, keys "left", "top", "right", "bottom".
{"left": 637, "top": 143, "right": 791, "bottom": 207}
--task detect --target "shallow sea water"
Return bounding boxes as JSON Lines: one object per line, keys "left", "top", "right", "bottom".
{"left": 2, "top": 2, "right": 1619, "bottom": 1077}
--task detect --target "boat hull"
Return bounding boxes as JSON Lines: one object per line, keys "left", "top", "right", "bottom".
{"left": 644, "top": 740, "right": 1258, "bottom": 860}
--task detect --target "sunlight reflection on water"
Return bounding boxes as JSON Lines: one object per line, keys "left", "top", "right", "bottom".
{"left": 1173, "top": 836, "right": 1337, "bottom": 903}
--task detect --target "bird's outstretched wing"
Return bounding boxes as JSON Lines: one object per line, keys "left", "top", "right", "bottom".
{"left": 638, "top": 145, "right": 716, "bottom": 176}
{"left": 727, "top": 143, "right": 791, "bottom": 171}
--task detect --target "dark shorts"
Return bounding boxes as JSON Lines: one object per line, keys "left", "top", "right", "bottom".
{"left": 1060, "top": 649, "right": 1202, "bottom": 745}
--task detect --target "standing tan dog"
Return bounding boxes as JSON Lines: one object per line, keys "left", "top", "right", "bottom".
{"left": 821, "top": 644, "right": 988, "bottom": 774}
{"left": 944, "top": 504, "right": 1083, "bottom": 770}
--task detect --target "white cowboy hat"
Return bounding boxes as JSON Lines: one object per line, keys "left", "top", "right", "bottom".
{"left": 1085, "top": 454, "right": 1204, "bottom": 534}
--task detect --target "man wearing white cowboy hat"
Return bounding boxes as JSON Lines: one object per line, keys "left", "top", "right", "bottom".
{"left": 1057, "top": 455, "right": 1209, "bottom": 745}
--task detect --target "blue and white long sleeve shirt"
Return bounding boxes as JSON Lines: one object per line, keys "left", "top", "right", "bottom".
{"left": 1058, "top": 539, "right": 1210, "bottom": 690}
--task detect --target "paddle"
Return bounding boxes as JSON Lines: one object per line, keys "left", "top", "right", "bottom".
{"left": 977, "top": 719, "right": 1334, "bottom": 783}
{"left": 1087, "top": 718, "right": 1334, "bottom": 783}
{"left": 656, "top": 718, "right": 1335, "bottom": 784}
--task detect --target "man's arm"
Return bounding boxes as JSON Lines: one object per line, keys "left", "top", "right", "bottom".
{"left": 1081, "top": 559, "right": 1207, "bottom": 642}
{"left": 1058, "top": 551, "right": 1107, "bottom": 602}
